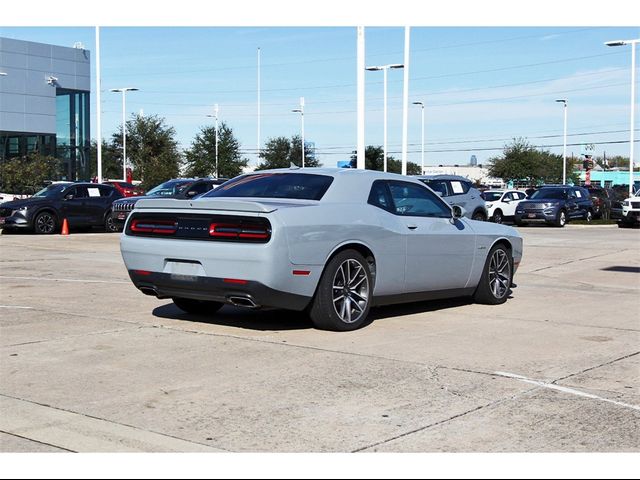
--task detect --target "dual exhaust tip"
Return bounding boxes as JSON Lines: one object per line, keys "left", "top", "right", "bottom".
{"left": 138, "top": 286, "right": 259, "bottom": 309}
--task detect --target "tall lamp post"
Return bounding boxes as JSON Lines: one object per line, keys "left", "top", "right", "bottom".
{"left": 110, "top": 87, "right": 138, "bottom": 182}
{"left": 555, "top": 99, "right": 568, "bottom": 185}
{"left": 366, "top": 63, "right": 404, "bottom": 172}
{"left": 606, "top": 38, "right": 639, "bottom": 196}
{"left": 412, "top": 101, "right": 425, "bottom": 174}
{"left": 206, "top": 104, "right": 220, "bottom": 178}
{"left": 292, "top": 97, "right": 305, "bottom": 167}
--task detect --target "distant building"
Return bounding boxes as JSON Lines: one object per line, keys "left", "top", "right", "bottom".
{"left": 0, "top": 36, "right": 91, "bottom": 181}
{"left": 421, "top": 165, "right": 504, "bottom": 187}
{"left": 469, "top": 155, "right": 477, "bottom": 166}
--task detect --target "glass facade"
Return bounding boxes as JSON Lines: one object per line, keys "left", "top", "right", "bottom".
{"left": 0, "top": 88, "right": 90, "bottom": 182}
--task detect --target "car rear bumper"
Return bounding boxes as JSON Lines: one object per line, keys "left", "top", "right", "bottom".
{"left": 129, "top": 270, "right": 312, "bottom": 311}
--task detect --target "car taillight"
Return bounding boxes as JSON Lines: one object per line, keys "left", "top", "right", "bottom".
{"left": 209, "top": 222, "right": 270, "bottom": 240}
{"left": 131, "top": 219, "right": 177, "bottom": 235}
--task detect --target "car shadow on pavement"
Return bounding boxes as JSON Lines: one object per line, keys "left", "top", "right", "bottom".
{"left": 369, "top": 297, "right": 475, "bottom": 321}
{"left": 152, "top": 303, "right": 312, "bottom": 331}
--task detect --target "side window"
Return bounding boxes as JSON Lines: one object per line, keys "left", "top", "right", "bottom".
{"left": 189, "top": 182, "right": 212, "bottom": 195}
{"left": 516, "top": 192, "right": 526, "bottom": 200}
{"left": 73, "top": 186, "right": 89, "bottom": 199}
{"left": 423, "top": 180, "right": 449, "bottom": 197}
{"left": 388, "top": 181, "right": 451, "bottom": 218}
{"left": 97, "top": 186, "right": 113, "bottom": 197}
{"left": 367, "top": 180, "right": 393, "bottom": 212}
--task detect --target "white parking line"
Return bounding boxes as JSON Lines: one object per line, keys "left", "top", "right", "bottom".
{"left": 494, "top": 371, "right": 640, "bottom": 412}
{"left": 0, "top": 305, "right": 34, "bottom": 309}
{"left": 0, "top": 275, "right": 129, "bottom": 284}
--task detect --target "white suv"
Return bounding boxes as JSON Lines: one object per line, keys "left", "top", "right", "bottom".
{"left": 483, "top": 189, "right": 528, "bottom": 224}
{"left": 417, "top": 175, "right": 488, "bottom": 221}
{"left": 619, "top": 191, "right": 640, "bottom": 228}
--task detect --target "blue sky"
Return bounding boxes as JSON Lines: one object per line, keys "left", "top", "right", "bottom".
{"left": 1, "top": 3, "right": 639, "bottom": 168}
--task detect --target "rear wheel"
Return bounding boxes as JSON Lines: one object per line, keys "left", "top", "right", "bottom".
{"left": 492, "top": 210, "right": 504, "bottom": 224}
{"left": 309, "top": 249, "right": 372, "bottom": 331}
{"left": 585, "top": 210, "right": 593, "bottom": 223}
{"left": 34, "top": 211, "right": 57, "bottom": 234}
{"left": 473, "top": 244, "right": 513, "bottom": 305}
{"left": 105, "top": 211, "right": 121, "bottom": 232}
{"left": 172, "top": 298, "right": 223, "bottom": 315}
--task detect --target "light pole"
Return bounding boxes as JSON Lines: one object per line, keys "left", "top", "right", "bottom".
{"left": 292, "top": 97, "right": 305, "bottom": 167}
{"left": 110, "top": 87, "right": 138, "bottom": 182}
{"left": 555, "top": 99, "right": 568, "bottom": 184}
{"left": 206, "top": 104, "right": 220, "bottom": 178}
{"left": 606, "top": 38, "right": 639, "bottom": 197}
{"left": 366, "top": 64, "right": 404, "bottom": 172}
{"left": 413, "top": 101, "right": 425, "bottom": 174}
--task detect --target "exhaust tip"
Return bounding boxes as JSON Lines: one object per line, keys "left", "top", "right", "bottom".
{"left": 139, "top": 286, "right": 159, "bottom": 297}
{"left": 227, "top": 295, "right": 259, "bottom": 309}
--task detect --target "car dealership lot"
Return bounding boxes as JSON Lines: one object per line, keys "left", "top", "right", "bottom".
{"left": 0, "top": 226, "right": 638, "bottom": 453}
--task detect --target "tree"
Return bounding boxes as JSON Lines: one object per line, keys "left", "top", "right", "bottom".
{"left": 183, "top": 122, "right": 248, "bottom": 178}
{"left": 0, "top": 153, "right": 60, "bottom": 194}
{"left": 89, "top": 139, "right": 122, "bottom": 180}
{"left": 114, "top": 114, "right": 181, "bottom": 189}
{"left": 487, "top": 138, "right": 579, "bottom": 186}
{"left": 255, "top": 135, "right": 320, "bottom": 170}
{"left": 594, "top": 154, "right": 632, "bottom": 170}
{"left": 349, "top": 145, "right": 421, "bottom": 175}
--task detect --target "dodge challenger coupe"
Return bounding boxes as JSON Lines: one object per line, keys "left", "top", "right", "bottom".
{"left": 120, "top": 168, "right": 523, "bottom": 331}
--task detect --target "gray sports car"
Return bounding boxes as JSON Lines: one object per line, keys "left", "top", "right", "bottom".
{"left": 120, "top": 168, "right": 523, "bottom": 331}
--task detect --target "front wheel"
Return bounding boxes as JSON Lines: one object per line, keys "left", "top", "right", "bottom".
{"left": 492, "top": 210, "right": 503, "bottom": 224}
{"left": 34, "top": 211, "right": 57, "bottom": 234}
{"left": 585, "top": 210, "right": 593, "bottom": 223}
{"left": 104, "top": 211, "right": 120, "bottom": 232}
{"left": 309, "top": 249, "right": 372, "bottom": 331}
{"left": 473, "top": 244, "right": 513, "bottom": 305}
{"left": 172, "top": 298, "right": 223, "bottom": 315}
{"left": 555, "top": 210, "right": 567, "bottom": 227}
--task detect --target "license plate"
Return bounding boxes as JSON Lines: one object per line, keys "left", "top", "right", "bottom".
{"left": 527, "top": 213, "right": 537, "bottom": 218}
{"left": 170, "top": 274, "right": 197, "bottom": 282}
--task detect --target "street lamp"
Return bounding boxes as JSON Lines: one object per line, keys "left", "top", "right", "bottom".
{"left": 412, "top": 101, "right": 425, "bottom": 174}
{"left": 110, "top": 87, "right": 139, "bottom": 182}
{"left": 206, "top": 104, "right": 220, "bottom": 178}
{"left": 292, "top": 97, "right": 305, "bottom": 167}
{"left": 555, "top": 99, "right": 568, "bottom": 185}
{"left": 606, "top": 38, "right": 639, "bottom": 197}
{"left": 366, "top": 63, "right": 404, "bottom": 172}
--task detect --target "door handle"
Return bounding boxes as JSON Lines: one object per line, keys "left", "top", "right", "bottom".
{"left": 407, "top": 224, "right": 418, "bottom": 230}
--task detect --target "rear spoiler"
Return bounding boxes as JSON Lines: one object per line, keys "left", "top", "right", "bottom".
{"left": 134, "top": 198, "right": 278, "bottom": 213}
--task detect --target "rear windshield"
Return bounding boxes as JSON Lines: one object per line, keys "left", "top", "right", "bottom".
{"left": 530, "top": 189, "right": 566, "bottom": 200}
{"left": 202, "top": 173, "right": 334, "bottom": 201}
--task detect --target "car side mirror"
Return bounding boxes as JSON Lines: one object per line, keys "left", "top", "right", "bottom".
{"left": 452, "top": 205, "right": 466, "bottom": 219}
{"left": 503, "top": 198, "right": 511, "bottom": 203}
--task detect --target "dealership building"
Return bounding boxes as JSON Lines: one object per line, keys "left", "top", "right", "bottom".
{"left": 0, "top": 36, "right": 91, "bottom": 181}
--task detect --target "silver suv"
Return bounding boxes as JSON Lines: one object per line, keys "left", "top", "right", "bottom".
{"left": 416, "top": 175, "right": 488, "bottom": 221}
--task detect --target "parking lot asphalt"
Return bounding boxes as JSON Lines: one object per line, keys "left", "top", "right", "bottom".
{"left": 0, "top": 225, "right": 639, "bottom": 453}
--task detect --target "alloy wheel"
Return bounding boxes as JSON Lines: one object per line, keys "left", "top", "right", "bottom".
{"left": 36, "top": 213, "right": 55, "bottom": 234}
{"left": 488, "top": 249, "right": 511, "bottom": 299}
{"left": 332, "top": 258, "right": 370, "bottom": 324}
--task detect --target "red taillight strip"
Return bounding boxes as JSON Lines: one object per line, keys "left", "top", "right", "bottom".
{"left": 292, "top": 270, "right": 311, "bottom": 276}
{"left": 223, "top": 278, "right": 249, "bottom": 285}
{"left": 131, "top": 219, "right": 177, "bottom": 235}
{"left": 133, "top": 269, "right": 152, "bottom": 276}
{"left": 209, "top": 222, "right": 270, "bottom": 240}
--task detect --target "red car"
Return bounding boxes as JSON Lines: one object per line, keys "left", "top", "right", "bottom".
{"left": 103, "top": 181, "right": 145, "bottom": 197}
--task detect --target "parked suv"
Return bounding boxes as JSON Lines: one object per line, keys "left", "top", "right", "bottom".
{"left": 103, "top": 181, "right": 145, "bottom": 197}
{"left": 514, "top": 185, "right": 594, "bottom": 227}
{"left": 585, "top": 186, "right": 614, "bottom": 220}
{"left": 416, "top": 175, "right": 488, "bottom": 221}
{"left": 483, "top": 189, "right": 528, "bottom": 224}
{"left": 618, "top": 190, "right": 640, "bottom": 228}
{"left": 0, "top": 182, "right": 123, "bottom": 234}
{"left": 110, "top": 177, "right": 228, "bottom": 230}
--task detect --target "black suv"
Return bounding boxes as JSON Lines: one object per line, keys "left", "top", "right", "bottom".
{"left": 0, "top": 182, "right": 123, "bottom": 234}
{"left": 515, "top": 185, "right": 594, "bottom": 227}
{"left": 110, "top": 178, "right": 228, "bottom": 230}
{"left": 585, "top": 186, "right": 615, "bottom": 220}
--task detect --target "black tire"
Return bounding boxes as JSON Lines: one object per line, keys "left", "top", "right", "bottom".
{"left": 172, "top": 298, "right": 223, "bottom": 315}
{"left": 309, "top": 249, "right": 372, "bottom": 331}
{"left": 473, "top": 244, "right": 513, "bottom": 305}
{"left": 492, "top": 210, "right": 504, "bottom": 224}
{"left": 104, "top": 211, "right": 121, "bottom": 232}
{"left": 34, "top": 211, "right": 58, "bottom": 234}
{"left": 472, "top": 210, "right": 487, "bottom": 221}
{"left": 554, "top": 209, "right": 567, "bottom": 228}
